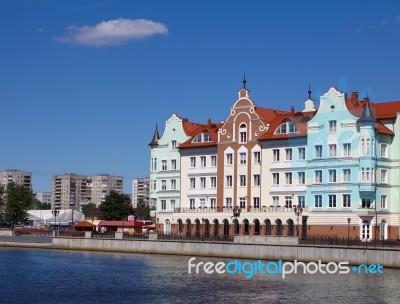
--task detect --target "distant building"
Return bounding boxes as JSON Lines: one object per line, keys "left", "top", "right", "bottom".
{"left": 51, "top": 173, "right": 123, "bottom": 210}
{"left": 35, "top": 192, "right": 51, "bottom": 205}
{"left": 0, "top": 170, "right": 32, "bottom": 191}
{"left": 132, "top": 177, "right": 150, "bottom": 207}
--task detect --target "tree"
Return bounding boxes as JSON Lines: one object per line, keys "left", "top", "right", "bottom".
{"left": 31, "top": 197, "right": 51, "bottom": 210}
{"left": 0, "top": 184, "right": 5, "bottom": 218}
{"left": 81, "top": 203, "right": 97, "bottom": 216}
{"left": 136, "top": 199, "right": 151, "bottom": 220}
{"left": 99, "top": 191, "right": 132, "bottom": 220}
{"left": 4, "top": 182, "right": 33, "bottom": 225}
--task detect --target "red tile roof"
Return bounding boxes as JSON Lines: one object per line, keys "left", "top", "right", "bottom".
{"left": 73, "top": 221, "right": 96, "bottom": 228}
{"left": 179, "top": 122, "right": 222, "bottom": 149}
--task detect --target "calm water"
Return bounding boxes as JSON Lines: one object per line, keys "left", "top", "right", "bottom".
{"left": 0, "top": 247, "right": 398, "bottom": 304}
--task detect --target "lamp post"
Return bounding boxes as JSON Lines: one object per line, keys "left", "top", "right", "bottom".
{"left": 293, "top": 205, "right": 303, "bottom": 237}
{"left": 231, "top": 207, "right": 241, "bottom": 235}
{"left": 52, "top": 208, "right": 60, "bottom": 236}
{"left": 155, "top": 212, "right": 157, "bottom": 234}
{"left": 347, "top": 218, "right": 351, "bottom": 245}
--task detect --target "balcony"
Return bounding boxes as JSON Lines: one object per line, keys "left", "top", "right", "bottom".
{"left": 359, "top": 183, "right": 375, "bottom": 193}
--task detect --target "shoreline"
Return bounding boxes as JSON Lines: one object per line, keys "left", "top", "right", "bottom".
{"left": 2, "top": 237, "right": 400, "bottom": 268}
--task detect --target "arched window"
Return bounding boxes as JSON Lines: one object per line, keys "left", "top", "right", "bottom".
{"left": 274, "top": 122, "right": 299, "bottom": 134}
{"left": 239, "top": 123, "right": 247, "bottom": 143}
{"left": 192, "top": 133, "right": 213, "bottom": 143}
{"left": 361, "top": 220, "right": 371, "bottom": 241}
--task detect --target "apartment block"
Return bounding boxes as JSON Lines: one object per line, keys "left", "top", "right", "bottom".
{"left": 132, "top": 178, "right": 150, "bottom": 208}
{"left": 0, "top": 170, "right": 32, "bottom": 191}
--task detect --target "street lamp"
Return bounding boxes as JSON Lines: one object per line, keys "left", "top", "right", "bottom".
{"left": 293, "top": 205, "right": 303, "bottom": 237}
{"left": 231, "top": 207, "right": 241, "bottom": 235}
{"left": 52, "top": 208, "right": 60, "bottom": 236}
{"left": 347, "top": 218, "right": 351, "bottom": 245}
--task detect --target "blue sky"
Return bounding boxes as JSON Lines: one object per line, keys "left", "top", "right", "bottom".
{"left": 1, "top": 0, "right": 400, "bottom": 193}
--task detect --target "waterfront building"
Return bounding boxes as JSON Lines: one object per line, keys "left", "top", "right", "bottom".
{"left": 132, "top": 177, "right": 150, "bottom": 208}
{"left": 152, "top": 82, "right": 400, "bottom": 241}
{"left": 0, "top": 169, "right": 32, "bottom": 191}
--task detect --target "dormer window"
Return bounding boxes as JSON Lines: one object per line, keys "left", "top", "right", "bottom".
{"left": 192, "top": 133, "right": 213, "bottom": 143}
{"left": 239, "top": 124, "right": 247, "bottom": 143}
{"left": 274, "top": 121, "right": 299, "bottom": 134}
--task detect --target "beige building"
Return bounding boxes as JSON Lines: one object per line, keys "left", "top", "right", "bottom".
{"left": 132, "top": 177, "right": 150, "bottom": 208}
{"left": 51, "top": 173, "right": 123, "bottom": 210}
{"left": 0, "top": 170, "right": 32, "bottom": 191}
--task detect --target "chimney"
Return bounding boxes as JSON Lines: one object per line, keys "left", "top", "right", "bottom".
{"left": 351, "top": 92, "right": 358, "bottom": 104}
{"left": 291, "top": 106, "right": 295, "bottom": 116}
{"left": 208, "top": 118, "right": 212, "bottom": 127}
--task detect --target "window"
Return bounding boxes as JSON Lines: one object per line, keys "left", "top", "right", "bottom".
{"left": 329, "top": 144, "right": 337, "bottom": 157}
{"left": 329, "top": 170, "right": 336, "bottom": 183}
{"left": 381, "top": 144, "right": 388, "bottom": 158}
{"left": 226, "top": 175, "right": 232, "bottom": 187}
{"left": 170, "top": 200, "right": 175, "bottom": 210}
{"left": 239, "top": 152, "right": 247, "bottom": 164}
{"left": 170, "top": 179, "right": 176, "bottom": 190}
{"left": 226, "top": 153, "right": 233, "bottom": 165}
{"left": 298, "top": 196, "right": 305, "bottom": 208}
{"left": 272, "top": 196, "right": 279, "bottom": 207}
{"left": 171, "top": 140, "right": 177, "bottom": 150}
{"left": 200, "top": 198, "right": 206, "bottom": 209}
{"left": 253, "top": 197, "right": 260, "bottom": 208}
{"left": 273, "top": 149, "right": 280, "bottom": 161}
{"left": 161, "top": 160, "right": 167, "bottom": 171}
{"left": 161, "top": 180, "right": 167, "bottom": 190}
{"left": 253, "top": 174, "right": 260, "bottom": 186}
{"left": 285, "top": 172, "right": 292, "bottom": 185}
{"left": 190, "top": 157, "right": 196, "bottom": 168}
{"left": 200, "top": 177, "right": 206, "bottom": 189}
{"left": 226, "top": 197, "right": 232, "bottom": 208}
{"left": 343, "top": 143, "right": 351, "bottom": 157}
{"left": 343, "top": 169, "right": 351, "bottom": 182}
{"left": 273, "top": 173, "right": 280, "bottom": 185}
{"left": 152, "top": 180, "right": 156, "bottom": 191}
{"left": 381, "top": 169, "right": 387, "bottom": 183}
{"left": 190, "top": 199, "right": 195, "bottom": 209}
{"left": 239, "top": 124, "right": 247, "bottom": 143}
{"left": 171, "top": 159, "right": 177, "bottom": 170}
{"left": 343, "top": 194, "right": 351, "bottom": 208}
{"left": 361, "top": 198, "right": 371, "bottom": 208}
{"left": 239, "top": 197, "right": 246, "bottom": 208}
{"left": 298, "top": 147, "right": 306, "bottom": 160}
{"left": 328, "top": 195, "right": 336, "bottom": 208}
{"left": 315, "top": 170, "right": 322, "bottom": 183}
{"left": 210, "top": 177, "right": 216, "bottom": 188}
{"left": 329, "top": 120, "right": 337, "bottom": 133}
{"left": 314, "top": 195, "right": 322, "bottom": 207}
{"left": 200, "top": 156, "right": 206, "bottom": 167}
{"left": 210, "top": 198, "right": 216, "bottom": 209}
{"left": 190, "top": 178, "right": 196, "bottom": 189}
{"left": 361, "top": 168, "right": 373, "bottom": 183}
{"left": 285, "top": 196, "right": 292, "bottom": 208}
{"left": 315, "top": 145, "right": 322, "bottom": 158}
{"left": 285, "top": 148, "right": 292, "bottom": 161}
{"left": 239, "top": 175, "right": 246, "bottom": 187}
{"left": 298, "top": 172, "right": 305, "bottom": 185}
{"left": 192, "top": 133, "right": 212, "bottom": 143}
{"left": 381, "top": 195, "right": 387, "bottom": 209}
{"left": 361, "top": 139, "right": 366, "bottom": 156}
{"left": 161, "top": 200, "right": 166, "bottom": 210}
{"left": 361, "top": 220, "right": 371, "bottom": 241}
{"left": 211, "top": 155, "right": 217, "bottom": 167}
{"left": 253, "top": 151, "right": 261, "bottom": 164}
{"left": 275, "top": 122, "right": 299, "bottom": 134}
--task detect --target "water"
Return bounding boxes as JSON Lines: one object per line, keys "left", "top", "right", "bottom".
{"left": 0, "top": 247, "right": 398, "bottom": 304}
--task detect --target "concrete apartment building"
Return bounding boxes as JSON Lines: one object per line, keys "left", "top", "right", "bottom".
{"left": 0, "top": 170, "right": 32, "bottom": 191}
{"left": 35, "top": 192, "right": 51, "bottom": 205}
{"left": 51, "top": 174, "right": 123, "bottom": 210}
{"left": 132, "top": 177, "right": 150, "bottom": 208}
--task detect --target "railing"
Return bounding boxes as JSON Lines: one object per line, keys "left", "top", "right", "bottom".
{"left": 157, "top": 233, "right": 234, "bottom": 242}
{"left": 300, "top": 235, "right": 400, "bottom": 248}
{"left": 174, "top": 206, "right": 308, "bottom": 213}
{"left": 122, "top": 233, "right": 149, "bottom": 240}
{"left": 12, "top": 228, "right": 52, "bottom": 237}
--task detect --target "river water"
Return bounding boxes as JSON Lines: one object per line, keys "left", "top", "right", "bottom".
{"left": 0, "top": 247, "right": 398, "bottom": 304}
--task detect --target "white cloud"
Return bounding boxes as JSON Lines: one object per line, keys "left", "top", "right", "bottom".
{"left": 55, "top": 18, "right": 168, "bottom": 46}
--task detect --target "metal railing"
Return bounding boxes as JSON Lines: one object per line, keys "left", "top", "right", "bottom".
{"left": 300, "top": 235, "right": 400, "bottom": 248}
{"left": 174, "top": 206, "right": 308, "bottom": 213}
{"left": 157, "top": 233, "right": 234, "bottom": 242}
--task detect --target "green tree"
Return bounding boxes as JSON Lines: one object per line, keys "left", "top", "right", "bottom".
{"left": 136, "top": 199, "right": 151, "bottom": 220}
{"left": 0, "top": 184, "right": 5, "bottom": 218}
{"left": 31, "top": 197, "right": 51, "bottom": 210}
{"left": 4, "top": 182, "right": 33, "bottom": 225}
{"left": 99, "top": 191, "right": 132, "bottom": 220}
{"left": 81, "top": 202, "right": 97, "bottom": 216}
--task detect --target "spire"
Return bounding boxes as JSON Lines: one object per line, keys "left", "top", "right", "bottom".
{"left": 302, "top": 83, "right": 316, "bottom": 112}
{"left": 148, "top": 124, "right": 160, "bottom": 147}
{"left": 243, "top": 72, "right": 247, "bottom": 90}
{"left": 308, "top": 83, "right": 312, "bottom": 99}
{"left": 359, "top": 98, "right": 375, "bottom": 122}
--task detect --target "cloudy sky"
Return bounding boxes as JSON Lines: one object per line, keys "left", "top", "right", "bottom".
{"left": 1, "top": 0, "right": 400, "bottom": 193}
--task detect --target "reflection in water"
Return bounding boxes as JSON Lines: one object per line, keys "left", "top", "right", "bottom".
{"left": 0, "top": 248, "right": 398, "bottom": 303}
